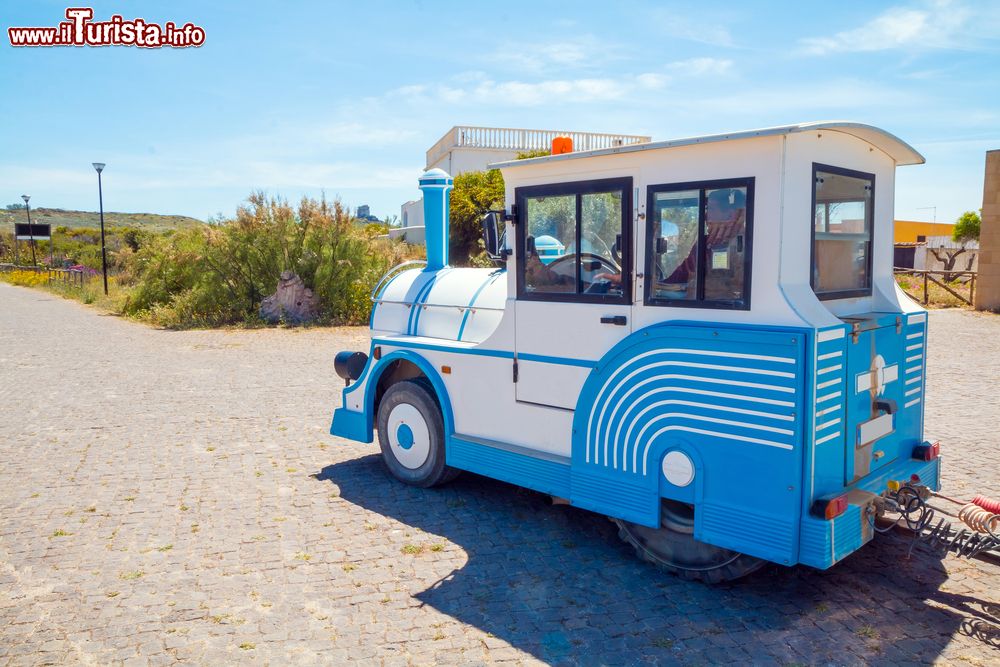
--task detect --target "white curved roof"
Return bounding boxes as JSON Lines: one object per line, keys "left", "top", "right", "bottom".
{"left": 490, "top": 121, "right": 925, "bottom": 168}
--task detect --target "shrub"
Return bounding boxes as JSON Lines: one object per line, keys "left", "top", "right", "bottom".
{"left": 120, "top": 192, "right": 417, "bottom": 328}
{"left": 0, "top": 269, "right": 48, "bottom": 287}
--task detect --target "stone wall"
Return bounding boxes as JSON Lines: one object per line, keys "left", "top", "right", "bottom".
{"left": 974, "top": 149, "right": 1000, "bottom": 311}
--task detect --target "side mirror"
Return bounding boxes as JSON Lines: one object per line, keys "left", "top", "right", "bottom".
{"left": 482, "top": 210, "right": 506, "bottom": 263}
{"left": 655, "top": 237, "right": 670, "bottom": 254}
{"left": 526, "top": 235, "right": 536, "bottom": 257}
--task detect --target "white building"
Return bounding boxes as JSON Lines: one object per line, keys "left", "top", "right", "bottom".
{"left": 395, "top": 126, "right": 651, "bottom": 243}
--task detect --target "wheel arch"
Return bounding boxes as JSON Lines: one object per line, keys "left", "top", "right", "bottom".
{"left": 366, "top": 350, "right": 455, "bottom": 437}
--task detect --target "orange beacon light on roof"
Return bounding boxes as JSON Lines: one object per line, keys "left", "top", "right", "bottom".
{"left": 551, "top": 136, "right": 573, "bottom": 155}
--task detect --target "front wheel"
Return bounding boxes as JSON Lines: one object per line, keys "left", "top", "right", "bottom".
{"left": 376, "top": 380, "right": 458, "bottom": 488}
{"left": 615, "top": 499, "right": 764, "bottom": 583}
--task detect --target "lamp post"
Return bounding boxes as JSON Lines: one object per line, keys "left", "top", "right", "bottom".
{"left": 92, "top": 163, "right": 108, "bottom": 295}
{"left": 21, "top": 194, "right": 37, "bottom": 266}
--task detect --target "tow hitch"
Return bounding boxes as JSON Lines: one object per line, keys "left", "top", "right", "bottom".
{"left": 872, "top": 484, "right": 1000, "bottom": 560}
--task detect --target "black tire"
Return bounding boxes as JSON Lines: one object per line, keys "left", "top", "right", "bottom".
{"left": 615, "top": 499, "right": 765, "bottom": 583}
{"left": 376, "top": 380, "right": 458, "bottom": 488}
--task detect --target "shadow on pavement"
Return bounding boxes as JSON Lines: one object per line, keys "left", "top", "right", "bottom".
{"left": 318, "top": 455, "right": 999, "bottom": 665}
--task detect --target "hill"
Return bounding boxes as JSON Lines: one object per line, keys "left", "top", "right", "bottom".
{"left": 1, "top": 207, "right": 204, "bottom": 232}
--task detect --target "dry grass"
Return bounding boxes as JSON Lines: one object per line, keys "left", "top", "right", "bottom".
{"left": 895, "top": 273, "right": 973, "bottom": 309}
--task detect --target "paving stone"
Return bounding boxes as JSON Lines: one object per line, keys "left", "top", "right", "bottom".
{"left": 0, "top": 284, "right": 998, "bottom": 664}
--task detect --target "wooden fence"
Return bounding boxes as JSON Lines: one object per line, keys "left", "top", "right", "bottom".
{"left": 0, "top": 263, "right": 89, "bottom": 288}
{"left": 894, "top": 268, "right": 976, "bottom": 306}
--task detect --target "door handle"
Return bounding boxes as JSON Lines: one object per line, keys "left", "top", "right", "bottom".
{"left": 600, "top": 315, "right": 627, "bottom": 326}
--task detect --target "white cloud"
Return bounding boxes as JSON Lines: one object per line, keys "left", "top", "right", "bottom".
{"left": 387, "top": 58, "right": 733, "bottom": 108}
{"left": 685, "top": 79, "right": 916, "bottom": 115}
{"left": 799, "top": 0, "right": 989, "bottom": 55}
{"left": 665, "top": 57, "right": 733, "bottom": 76}
{"left": 652, "top": 12, "right": 736, "bottom": 48}
{"left": 489, "top": 36, "right": 625, "bottom": 73}
{"left": 389, "top": 76, "right": 628, "bottom": 107}
{"left": 317, "top": 122, "right": 416, "bottom": 147}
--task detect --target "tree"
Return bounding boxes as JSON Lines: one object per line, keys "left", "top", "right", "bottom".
{"left": 928, "top": 210, "right": 982, "bottom": 281}
{"left": 952, "top": 210, "right": 981, "bottom": 243}
{"left": 449, "top": 169, "right": 505, "bottom": 265}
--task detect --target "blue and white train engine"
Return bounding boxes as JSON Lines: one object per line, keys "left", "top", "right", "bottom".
{"left": 331, "top": 122, "right": 944, "bottom": 582}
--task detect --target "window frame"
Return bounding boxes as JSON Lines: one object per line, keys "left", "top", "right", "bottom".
{"left": 644, "top": 177, "right": 755, "bottom": 311}
{"left": 514, "top": 177, "right": 633, "bottom": 305}
{"left": 810, "top": 163, "right": 876, "bottom": 301}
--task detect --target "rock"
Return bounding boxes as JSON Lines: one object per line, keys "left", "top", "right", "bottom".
{"left": 259, "top": 271, "right": 319, "bottom": 324}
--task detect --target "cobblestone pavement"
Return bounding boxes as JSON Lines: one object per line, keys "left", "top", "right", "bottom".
{"left": 1, "top": 282, "right": 999, "bottom": 666}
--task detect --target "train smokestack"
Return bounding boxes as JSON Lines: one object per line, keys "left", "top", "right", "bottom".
{"left": 418, "top": 168, "right": 454, "bottom": 271}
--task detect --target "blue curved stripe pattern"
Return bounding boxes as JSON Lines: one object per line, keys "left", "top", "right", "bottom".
{"left": 570, "top": 322, "right": 807, "bottom": 542}
{"left": 407, "top": 269, "right": 450, "bottom": 335}
{"left": 586, "top": 348, "right": 798, "bottom": 475}
{"left": 456, "top": 270, "right": 504, "bottom": 341}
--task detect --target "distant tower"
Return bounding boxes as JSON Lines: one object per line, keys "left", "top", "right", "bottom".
{"left": 356, "top": 204, "right": 371, "bottom": 219}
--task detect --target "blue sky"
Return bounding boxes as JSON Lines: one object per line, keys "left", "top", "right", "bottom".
{"left": 2, "top": 0, "right": 998, "bottom": 224}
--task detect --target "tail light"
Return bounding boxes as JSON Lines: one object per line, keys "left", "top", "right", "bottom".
{"left": 912, "top": 441, "right": 940, "bottom": 461}
{"left": 810, "top": 493, "right": 849, "bottom": 520}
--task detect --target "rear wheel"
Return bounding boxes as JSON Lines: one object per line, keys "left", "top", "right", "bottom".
{"left": 615, "top": 499, "right": 764, "bottom": 583}
{"left": 376, "top": 380, "right": 458, "bottom": 488}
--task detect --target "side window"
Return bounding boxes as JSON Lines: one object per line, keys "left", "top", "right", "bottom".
{"left": 517, "top": 178, "right": 632, "bottom": 304}
{"left": 525, "top": 194, "right": 576, "bottom": 294}
{"left": 811, "top": 164, "right": 874, "bottom": 299}
{"left": 646, "top": 179, "right": 753, "bottom": 310}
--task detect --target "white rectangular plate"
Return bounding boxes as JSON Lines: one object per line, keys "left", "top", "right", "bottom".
{"left": 857, "top": 413, "right": 894, "bottom": 447}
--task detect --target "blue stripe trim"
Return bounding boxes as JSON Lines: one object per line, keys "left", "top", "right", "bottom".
{"left": 372, "top": 337, "right": 596, "bottom": 368}
{"left": 407, "top": 272, "right": 443, "bottom": 335}
{"left": 374, "top": 337, "right": 514, "bottom": 360}
{"left": 456, "top": 272, "right": 502, "bottom": 341}
{"left": 518, "top": 352, "right": 596, "bottom": 369}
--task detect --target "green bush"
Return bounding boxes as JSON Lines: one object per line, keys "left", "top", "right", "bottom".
{"left": 0, "top": 225, "right": 149, "bottom": 271}
{"left": 120, "top": 192, "right": 416, "bottom": 328}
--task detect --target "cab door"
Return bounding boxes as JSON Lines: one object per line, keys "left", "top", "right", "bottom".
{"left": 842, "top": 314, "right": 914, "bottom": 484}
{"left": 513, "top": 177, "right": 633, "bottom": 410}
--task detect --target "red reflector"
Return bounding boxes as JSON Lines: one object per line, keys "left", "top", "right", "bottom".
{"left": 810, "top": 493, "right": 849, "bottom": 520}
{"left": 825, "top": 494, "right": 849, "bottom": 520}
{"left": 913, "top": 441, "right": 940, "bottom": 461}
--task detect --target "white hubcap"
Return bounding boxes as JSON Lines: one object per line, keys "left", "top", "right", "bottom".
{"left": 387, "top": 403, "right": 431, "bottom": 470}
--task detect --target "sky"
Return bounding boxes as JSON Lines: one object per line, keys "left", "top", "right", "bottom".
{"left": 1, "top": 0, "right": 998, "bottom": 224}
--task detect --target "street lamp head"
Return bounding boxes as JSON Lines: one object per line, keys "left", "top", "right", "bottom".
{"left": 92, "top": 162, "right": 105, "bottom": 173}
{"left": 21, "top": 194, "right": 30, "bottom": 203}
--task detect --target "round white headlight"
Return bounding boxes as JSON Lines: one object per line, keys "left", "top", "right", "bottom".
{"left": 661, "top": 451, "right": 695, "bottom": 487}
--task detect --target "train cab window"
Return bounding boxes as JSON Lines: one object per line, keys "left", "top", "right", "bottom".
{"left": 516, "top": 178, "right": 632, "bottom": 303}
{"left": 811, "top": 164, "right": 874, "bottom": 299}
{"left": 646, "top": 178, "right": 753, "bottom": 310}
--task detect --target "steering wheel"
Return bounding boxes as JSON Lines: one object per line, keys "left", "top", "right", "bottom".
{"left": 545, "top": 252, "right": 620, "bottom": 276}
